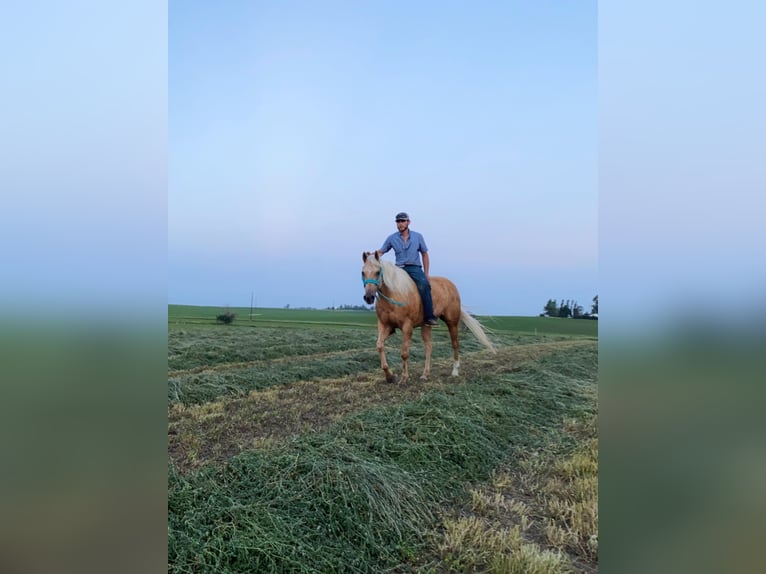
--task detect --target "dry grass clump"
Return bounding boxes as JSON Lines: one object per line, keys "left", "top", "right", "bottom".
{"left": 542, "top": 437, "right": 599, "bottom": 560}
{"left": 437, "top": 515, "right": 569, "bottom": 573}
{"left": 429, "top": 415, "right": 598, "bottom": 573}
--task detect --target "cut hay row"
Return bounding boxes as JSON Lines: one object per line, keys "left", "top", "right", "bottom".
{"left": 168, "top": 326, "right": 374, "bottom": 372}
{"left": 168, "top": 349, "right": 380, "bottom": 405}
{"left": 169, "top": 340, "right": 592, "bottom": 474}
{"left": 168, "top": 325, "right": 576, "bottom": 406}
{"left": 168, "top": 342, "right": 597, "bottom": 573}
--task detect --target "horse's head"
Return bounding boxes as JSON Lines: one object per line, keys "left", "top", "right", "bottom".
{"left": 361, "top": 251, "right": 382, "bottom": 304}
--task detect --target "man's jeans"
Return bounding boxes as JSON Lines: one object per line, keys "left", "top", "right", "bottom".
{"left": 402, "top": 265, "right": 436, "bottom": 320}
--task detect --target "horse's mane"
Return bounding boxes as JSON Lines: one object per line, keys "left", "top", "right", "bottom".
{"left": 380, "top": 260, "right": 418, "bottom": 298}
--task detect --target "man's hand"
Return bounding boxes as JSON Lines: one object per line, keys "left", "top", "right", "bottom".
{"left": 422, "top": 251, "right": 430, "bottom": 278}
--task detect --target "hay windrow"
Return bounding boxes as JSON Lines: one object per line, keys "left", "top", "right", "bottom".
{"left": 168, "top": 343, "right": 597, "bottom": 573}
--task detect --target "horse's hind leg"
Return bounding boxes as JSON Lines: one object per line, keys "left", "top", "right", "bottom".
{"left": 377, "top": 322, "right": 397, "bottom": 384}
{"left": 420, "top": 325, "right": 433, "bottom": 381}
{"left": 446, "top": 321, "right": 460, "bottom": 376}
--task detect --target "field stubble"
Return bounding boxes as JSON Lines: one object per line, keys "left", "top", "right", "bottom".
{"left": 168, "top": 317, "right": 597, "bottom": 573}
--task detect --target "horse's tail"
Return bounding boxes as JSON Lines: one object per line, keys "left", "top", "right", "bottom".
{"left": 460, "top": 309, "right": 497, "bottom": 353}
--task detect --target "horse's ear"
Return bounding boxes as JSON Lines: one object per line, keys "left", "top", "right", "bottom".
{"left": 374, "top": 251, "right": 380, "bottom": 261}
{"left": 362, "top": 251, "right": 368, "bottom": 262}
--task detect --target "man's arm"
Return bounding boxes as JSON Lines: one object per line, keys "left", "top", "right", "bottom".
{"left": 377, "top": 238, "right": 391, "bottom": 258}
{"left": 422, "top": 251, "right": 430, "bottom": 278}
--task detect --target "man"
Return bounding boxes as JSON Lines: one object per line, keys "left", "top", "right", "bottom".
{"left": 376, "top": 212, "right": 439, "bottom": 326}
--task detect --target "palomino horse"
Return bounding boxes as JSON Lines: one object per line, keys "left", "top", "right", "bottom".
{"left": 362, "top": 251, "right": 495, "bottom": 384}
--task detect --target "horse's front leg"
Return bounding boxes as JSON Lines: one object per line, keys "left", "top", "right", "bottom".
{"left": 377, "top": 322, "right": 396, "bottom": 384}
{"left": 420, "top": 325, "right": 433, "bottom": 381}
{"left": 399, "top": 324, "right": 415, "bottom": 384}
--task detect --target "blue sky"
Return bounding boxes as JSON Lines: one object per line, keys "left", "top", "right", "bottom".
{"left": 0, "top": 1, "right": 167, "bottom": 317}
{"left": 0, "top": 1, "right": 760, "bottom": 322}
{"left": 600, "top": 0, "right": 766, "bottom": 332}
{"left": 169, "top": 1, "right": 597, "bottom": 316}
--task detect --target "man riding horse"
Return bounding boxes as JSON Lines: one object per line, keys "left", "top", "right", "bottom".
{"left": 376, "top": 212, "right": 439, "bottom": 326}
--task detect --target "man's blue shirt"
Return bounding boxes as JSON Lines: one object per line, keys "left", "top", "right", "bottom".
{"left": 380, "top": 230, "right": 428, "bottom": 267}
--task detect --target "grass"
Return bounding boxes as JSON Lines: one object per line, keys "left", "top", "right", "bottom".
{"left": 169, "top": 304, "right": 598, "bottom": 337}
{"left": 168, "top": 342, "right": 597, "bottom": 573}
{"left": 167, "top": 305, "right": 598, "bottom": 572}
{"left": 425, "top": 415, "right": 598, "bottom": 573}
{"left": 169, "top": 305, "right": 379, "bottom": 327}
{"left": 169, "top": 339, "right": 593, "bottom": 473}
{"left": 168, "top": 316, "right": 579, "bottom": 406}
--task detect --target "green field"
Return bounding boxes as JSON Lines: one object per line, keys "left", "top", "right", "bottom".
{"left": 169, "top": 304, "right": 598, "bottom": 336}
{"left": 168, "top": 305, "right": 598, "bottom": 573}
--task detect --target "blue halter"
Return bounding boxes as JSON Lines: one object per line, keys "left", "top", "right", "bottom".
{"left": 362, "top": 265, "right": 407, "bottom": 306}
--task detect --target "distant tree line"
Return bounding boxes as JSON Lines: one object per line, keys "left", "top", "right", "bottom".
{"left": 279, "top": 304, "right": 374, "bottom": 311}
{"left": 541, "top": 295, "right": 598, "bottom": 319}
{"left": 327, "top": 304, "right": 374, "bottom": 311}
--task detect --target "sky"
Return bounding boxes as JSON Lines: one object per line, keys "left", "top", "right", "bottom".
{"left": 0, "top": 0, "right": 760, "bottom": 322}
{"left": 168, "top": 1, "right": 597, "bottom": 316}
{"left": 599, "top": 0, "right": 766, "bottom": 333}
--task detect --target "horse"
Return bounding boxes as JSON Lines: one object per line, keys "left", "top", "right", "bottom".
{"left": 361, "top": 251, "right": 496, "bottom": 384}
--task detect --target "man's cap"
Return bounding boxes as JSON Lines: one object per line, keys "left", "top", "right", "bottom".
{"left": 395, "top": 212, "right": 409, "bottom": 221}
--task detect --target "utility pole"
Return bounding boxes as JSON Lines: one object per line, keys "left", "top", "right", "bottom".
{"left": 250, "top": 291, "right": 254, "bottom": 321}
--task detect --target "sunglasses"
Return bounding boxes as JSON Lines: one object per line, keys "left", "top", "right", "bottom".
{"left": 396, "top": 219, "right": 408, "bottom": 223}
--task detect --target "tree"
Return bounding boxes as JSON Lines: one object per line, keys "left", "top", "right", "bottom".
{"left": 543, "top": 299, "right": 558, "bottom": 317}
{"left": 591, "top": 295, "right": 598, "bottom": 315}
{"left": 216, "top": 310, "right": 236, "bottom": 324}
{"left": 542, "top": 297, "right": 591, "bottom": 318}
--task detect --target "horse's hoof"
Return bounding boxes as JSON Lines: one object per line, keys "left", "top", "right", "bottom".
{"left": 386, "top": 374, "right": 398, "bottom": 384}
{"left": 420, "top": 374, "right": 429, "bottom": 381}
